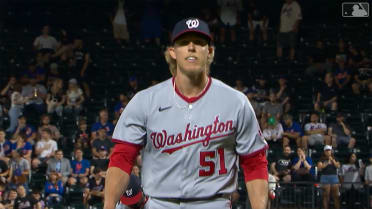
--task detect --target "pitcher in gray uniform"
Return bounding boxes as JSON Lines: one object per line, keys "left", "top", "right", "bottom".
{"left": 104, "top": 17, "right": 269, "bottom": 209}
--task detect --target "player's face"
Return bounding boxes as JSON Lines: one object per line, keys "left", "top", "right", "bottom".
{"left": 170, "top": 33, "right": 212, "bottom": 77}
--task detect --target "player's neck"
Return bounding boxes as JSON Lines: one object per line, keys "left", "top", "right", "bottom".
{"left": 174, "top": 72, "right": 209, "bottom": 98}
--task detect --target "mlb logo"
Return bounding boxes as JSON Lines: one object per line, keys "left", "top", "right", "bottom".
{"left": 342, "top": 2, "right": 369, "bottom": 17}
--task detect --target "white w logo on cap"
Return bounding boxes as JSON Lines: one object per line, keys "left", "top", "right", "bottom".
{"left": 186, "top": 19, "right": 199, "bottom": 29}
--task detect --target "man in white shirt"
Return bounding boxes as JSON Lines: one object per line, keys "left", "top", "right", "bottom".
{"left": 276, "top": 0, "right": 302, "bottom": 61}
{"left": 301, "top": 112, "right": 331, "bottom": 150}
{"left": 32, "top": 128, "right": 58, "bottom": 169}
{"left": 33, "top": 25, "right": 59, "bottom": 53}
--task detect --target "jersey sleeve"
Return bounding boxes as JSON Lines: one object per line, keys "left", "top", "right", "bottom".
{"left": 235, "top": 98, "right": 268, "bottom": 156}
{"left": 236, "top": 97, "right": 268, "bottom": 182}
{"left": 112, "top": 92, "right": 147, "bottom": 145}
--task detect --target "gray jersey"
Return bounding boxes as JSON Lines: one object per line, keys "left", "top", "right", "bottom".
{"left": 112, "top": 78, "right": 267, "bottom": 198}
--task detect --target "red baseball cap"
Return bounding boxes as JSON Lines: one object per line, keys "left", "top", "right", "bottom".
{"left": 120, "top": 175, "right": 143, "bottom": 206}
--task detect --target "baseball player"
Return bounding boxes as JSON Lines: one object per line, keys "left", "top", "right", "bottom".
{"left": 105, "top": 18, "right": 269, "bottom": 209}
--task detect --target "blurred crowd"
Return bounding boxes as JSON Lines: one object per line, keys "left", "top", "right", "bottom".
{"left": 0, "top": 0, "right": 371, "bottom": 209}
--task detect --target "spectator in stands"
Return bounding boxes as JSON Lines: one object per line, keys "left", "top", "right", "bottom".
{"left": 234, "top": 79, "right": 248, "bottom": 94}
{"left": 368, "top": 81, "right": 372, "bottom": 96}
{"left": 33, "top": 25, "right": 59, "bottom": 54}
{"left": 0, "top": 156, "right": 8, "bottom": 184}
{"left": 200, "top": 8, "right": 220, "bottom": 41}
{"left": 0, "top": 76, "right": 16, "bottom": 99}
{"left": 14, "top": 133, "right": 32, "bottom": 163}
{"left": 365, "top": 154, "right": 372, "bottom": 207}
{"left": 270, "top": 145, "right": 292, "bottom": 183}
{"left": 291, "top": 147, "right": 314, "bottom": 181}
{"left": 132, "top": 165, "right": 140, "bottom": 177}
{"left": 140, "top": 0, "right": 162, "bottom": 46}
{"left": 20, "top": 60, "right": 46, "bottom": 85}
{"left": 83, "top": 168, "right": 105, "bottom": 207}
{"left": 47, "top": 150, "right": 71, "bottom": 184}
{"left": 317, "top": 145, "right": 340, "bottom": 209}
{"left": 275, "top": 76, "right": 291, "bottom": 114}
{"left": 334, "top": 39, "right": 347, "bottom": 62}
{"left": 314, "top": 72, "right": 338, "bottom": 112}
{"left": 76, "top": 119, "right": 90, "bottom": 150}
{"left": 68, "top": 148, "right": 90, "bottom": 187}
{"left": 46, "top": 78, "right": 65, "bottom": 117}
{"left": 305, "top": 40, "right": 331, "bottom": 77}
{"left": 112, "top": 0, "right": 130, "bottom": 45}
{"left": 52, "top": 29, "right": 73, "bottom": 61}
{"left": 334, "top": 55, "right": 351, "bottom": 91}
{"left": 0, "top": 130, "right": 8, "bottom": 160}
{"left": 21, "top": 77, "right": 47, "bottom": 118}
{"left": 302, "top": 112, "right": 331, "bottom": 150}
{"left": 2, "top": 189, "right": 17, "bottom": 209}
{"left": 32, "top": 128, "right": 58, "bottom": 168}
{"left": 246, "top": 89, "right": 260, "bottom": 116}
{"left": 217, "top": 0, "right": 243, "bottom": 44}
{"left": 262, "top": 116, "right": 283, "bottom": 145}
{"left": 12, "top": 116, "right": 36, "bottom": 145}
{"left": 91, "top": 109, "right": 114, "bottom": 140}
{"left": 127, "top": 76, "right": 139, "bottom": 99}
{"left": 7, "top": 149, "right": 30, "bottom": 188}
{"left": 6, "top": 84, "right": 27, "bottom": 134}
{"left": 340, "top": 153, "right": 364, "bottom": 208}
{"left": 14, "top": 184, "right": 40, "bottom": 209}
{"left": 328, "top": 112, "right": 356, "bottom": 149}
{"left": 30, "top": 190, "right": 46, "bottom": 209}
{"left": 37, "top": 114, "right": 61, "bottom": 141}
{"left": 276, "top": 0, "right": 302, "bottom": 61}
{"left": 247, "top": 0, "right": 268, "bottom": 43}
{"left": 282, "top": 114, "right": 303, "bottom": 148}
{"left": 65, "top": 78, "right": 84, "bottom": 116}
{"left": 46, "top": 63, "right": 62, "bottom": 88}
{"left": 44, "top": 172, "right": 64, "bottom": 206}
{"left": 91, "top": 129, "right": 114, "bottom": 158}
{"left": 262, "top": 92, "right": 283, "bottom": 120}
{"left": 72, "top": 38, "right": 91, "bottom": 98}
{"left": 352, "top": 67, "right": 372, "bottom": 94}
{"left": 252, "top": 76, "right": 269, "bottom": 113}
{"left": 90, "top": 146, "right": 109, "bottom": 176}
{"left": 113, "top": 93, "right": 129, "bottom": 124}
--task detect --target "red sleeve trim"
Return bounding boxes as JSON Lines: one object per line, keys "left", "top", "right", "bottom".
{"left": 112, "top": 139, "right": 143, "bottom": 149}
{"left": 108, "top": 139, "right": 142, "bottom": 175}
{"left": 239, "top": 147, "right": 268, "bottom": 182}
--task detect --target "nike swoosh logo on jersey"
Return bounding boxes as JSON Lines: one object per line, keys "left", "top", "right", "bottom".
{"left": 159, "top": 106, "right": 172, "bottom": 112}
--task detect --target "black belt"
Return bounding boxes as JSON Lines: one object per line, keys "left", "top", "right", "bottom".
{"left": 152, "top": 193, "right": 231, "bottom": 203}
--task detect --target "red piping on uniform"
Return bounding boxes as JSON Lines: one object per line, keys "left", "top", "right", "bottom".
{"left": 172, "top": 76, "right": 212, "bottom": 103}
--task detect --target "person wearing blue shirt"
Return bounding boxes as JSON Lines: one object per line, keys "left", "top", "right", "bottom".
{"left": 11, "top": 116, "right": 36, "bottom": 145}
{"left": 69, "top": 148, "right": 90, "bottom": 186}
{"left": 282, "top": 114, "right": 303, "bottom": 149}
{"left": 91, "top": 109, "right": 114, "bottom": 140}
{"left": 45, "top": 172, "right": 64, "bottom": 206}
{"left": 291, "top": 147, "right": 314, "bottom": 182}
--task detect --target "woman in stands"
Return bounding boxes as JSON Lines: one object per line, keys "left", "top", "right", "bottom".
{"left": 317, "top": 145, "right": 341, "bottom": 209}
{"left": 340, "top": 153, "right": 364, "bottom": 208}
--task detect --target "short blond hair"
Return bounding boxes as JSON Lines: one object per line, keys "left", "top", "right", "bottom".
{"left": 164, "top": 46, "right": 215, "bottom": 76}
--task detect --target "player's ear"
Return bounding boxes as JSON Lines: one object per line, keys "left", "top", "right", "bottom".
{"left": 208, "top": 46, "right": 215, "bottom": 57}
{"left": 168, "top": 47, "right": 176, "bottom": 60}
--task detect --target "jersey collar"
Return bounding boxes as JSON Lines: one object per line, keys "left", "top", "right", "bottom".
{"left": 172, "top": 76, "right": 212, "bottom": 103}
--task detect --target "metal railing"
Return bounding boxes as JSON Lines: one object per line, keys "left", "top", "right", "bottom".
{"left": 240, "top": 181, "right": 371, "bottom": 209}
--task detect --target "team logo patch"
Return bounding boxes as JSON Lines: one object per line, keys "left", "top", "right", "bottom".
{"left": 186, "top": 19, "right": 199, "bottom": 29}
